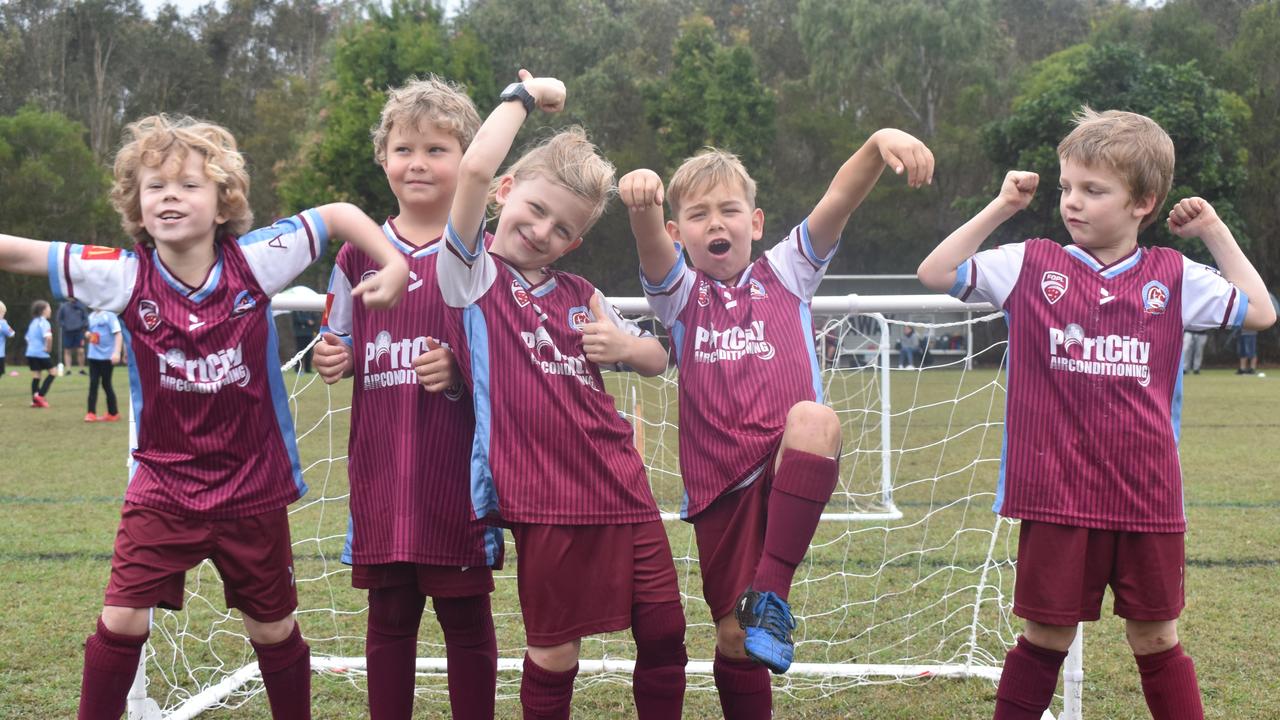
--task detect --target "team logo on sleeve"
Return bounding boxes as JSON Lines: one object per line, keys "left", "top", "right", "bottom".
{"left": 82, "top": 245, "right": 122, "bottom": 261}
{"left": 511, "top": 280, "right": 532, "bottom": 308}
{"left": 138, "top": 300, "right": 162, "bottom": 332}
{"left": 696, "top": 280, "right": 711, "bottom": 308}
{"left": 568, "top": 305, "right": 591, "bottom": 332}
{"left": 749, "top": 279, "right": 768, "bottom": 300}
{"left": 231, "top": 290, "right": 257, "bottom": 316}
{"left": 1041, "top": 271, "right": 1069, "bottom": 304}
{"left": 1141, "top": 281, "right": 1169, "bottom": 315}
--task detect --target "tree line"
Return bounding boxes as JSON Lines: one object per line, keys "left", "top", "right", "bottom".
{"left": 2, "top": 0, "right": 1278, "bottom": 344}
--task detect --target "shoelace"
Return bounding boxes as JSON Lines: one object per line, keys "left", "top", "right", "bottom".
{"left": 754, "top": 593, "right": 796, "bottom": 640}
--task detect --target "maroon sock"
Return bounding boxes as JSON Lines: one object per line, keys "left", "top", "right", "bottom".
{"left": 434, "top": 594, "right": 498, "bottom": 720}
{"left": 1136, "top": 643, "right": 1204, "bottom": 720}
{"left": 752, "top": 449, "right": 839, "bottom": 598}
{"left": 366, "top": 585, "right": 426, "bottom": 720}
{"left": 713, "top": 647, "right": 772, "bottom": 720}
{"left": 78, "top": 617, "right": 148, "bottom": 720}
{"left": 520, "top": 654, "right": 577, "bottom": 720}
{"left": 251, "top": 622, "right": 311, "bottom": 720}
{"left": 994, "top": 636, "right": 1066, "bottom": 720}
{"left": 631, "top": 601, "right": 687, "bottom": 719}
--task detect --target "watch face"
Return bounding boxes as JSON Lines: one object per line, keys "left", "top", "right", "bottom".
{"left": 501, "top": 82, "right": 521, "bottom": 98}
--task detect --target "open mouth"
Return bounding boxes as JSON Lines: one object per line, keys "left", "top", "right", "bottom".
{"left": 708, "top": 239, "right": 732, "bottom": 256}
{"left": 158, "top": 211, "right": 186, "bottom": 221}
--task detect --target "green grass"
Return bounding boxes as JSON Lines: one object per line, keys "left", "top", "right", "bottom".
{"left": 0, "top": 364, "right": 1276, "bottom": 719}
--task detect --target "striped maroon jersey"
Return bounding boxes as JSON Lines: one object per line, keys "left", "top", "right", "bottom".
{"left": 323, "top": 219, "right": 501, "bottom": 567}
{"left": 438, "top": 222, "right": 661, "bottom": 525}
{"left": 49, "top": 211, "right": 331, "bottom": 518}
{"left": 645, "top": 221, "right": 831, "bottom": 518}
{"left": 952, "top": 238, "right": 1248, "bottom": 532}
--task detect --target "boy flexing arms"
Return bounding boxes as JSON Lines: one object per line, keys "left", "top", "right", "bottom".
{"left": 436, "top": 71, "right": 686, "bottom": 719}
{"left": 313, "top": 76, "right": 502, "bottom": 720}
{"left": 0, "top": 114, "right": 406, "bottom": 719}
{"left": 918, "top": 108, "right": 1275, "bottom": 719}
{"left": 620, "top": 129, "right": 932, "bottom": 717}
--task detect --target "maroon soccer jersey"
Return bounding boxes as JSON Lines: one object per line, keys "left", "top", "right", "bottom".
{"left": 645, "top": 221, "right": 830, "bottom": 518}
{"left": 438, "top": 222, "right": 661, "bottom": 525}
{"left": 323, "top": 219, "right": 500, "bottom": 567}
{"left": 50, "top": 211, "right": 330, "bottom": 518}
{"left": 951, "top": 238, "right": 1247, "bottom": 532}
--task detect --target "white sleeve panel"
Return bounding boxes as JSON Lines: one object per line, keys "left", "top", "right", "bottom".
{"left": 948, "top": 242, "right": 1027, "bottom": 309}
{"left": 1181, "top": 257, "right": 1247, "bottom": 330}
{"left": 640, "top": 251, "right": 695, "bottom": 328}
{"left": 763, "top": 220, "right": 835, "bottom": 301}
{"left": 239, "top": 209, "right": 329, "bottom": 297}
{"left": 48, "top": 243, "right": 139, "bottom": 314}
{"left": 438, "top": 217, "right": 497, "bottom": 308}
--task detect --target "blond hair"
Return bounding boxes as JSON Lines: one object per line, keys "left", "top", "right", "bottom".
{"left": 666, "top": 148, "right": 757, "bottom": 217}
{"left": 1058, "top": 107, "right": 1174, "bottom": 231}
{"left": 372, "top": 75, "right": 482, "bottom": 164}
{"left": 111, "top": 114, "right": 252, "bottom": 245}
{"left": 495, "top": 127, "right": 616, "bottom": 230}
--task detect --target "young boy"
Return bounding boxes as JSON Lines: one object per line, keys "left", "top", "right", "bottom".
{"left": 435, "top": 70, "right": 687, "bottom": 719}
{"left": 311, "top": 75, "right": 502, "bottom": 720}
{"left": 620, "top": 128, "right": 933, "bottom": 715}
{"left": 84, "top": 308, "right": 124, "bottom": 422}
{"left": 0, "top": 113, "right": 407, "bottom": 720}
{"left": 0, "top": 300, "right": 13, "bottom": 376}
{"left": 917, "top": 108, "right": 1276, "bottom": 720}
{"left": 25, "top": 298, "right": 55, "bottom": 406}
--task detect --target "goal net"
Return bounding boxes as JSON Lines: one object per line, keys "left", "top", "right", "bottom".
{"left": 128, "top": 292, "right": 1081, "bottom": 720}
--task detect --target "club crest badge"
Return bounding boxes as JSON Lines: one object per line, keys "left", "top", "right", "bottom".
{"left": 138, "top": 299, "right": 161, "bottom": 332}
{"left": 511, "top": 280, "right": 531, "bottom": 308}
{"left": 696, "top": 280, "right": 711, "bottom": 308}
{"left": 232, "top": 290, "right": 257, "bottom": 316}
{"left": 568, "top": 305, "right": 591, "bottom": 332}
{"left": 1041, "top": 271, "right": 1068, "bottom": 304}
{"left": 1142, "top": 280, "right": 1170, "bottom": 315}
{"left": 749, "top": 279, "right": 768, "bottom": 300}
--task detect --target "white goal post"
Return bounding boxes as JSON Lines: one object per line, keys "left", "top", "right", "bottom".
{"left": 126, "top": 290, "right": 1082, "bottom": 720}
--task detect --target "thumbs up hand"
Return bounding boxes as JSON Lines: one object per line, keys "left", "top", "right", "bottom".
{"left": 580, "top": 293, "right": 630, "bottom": 366}
{"left": 313, "top": 332, "right": 353, "bottom": 384}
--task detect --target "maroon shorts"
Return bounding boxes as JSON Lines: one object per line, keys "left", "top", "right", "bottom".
{"left": 691, "top": 466, "right": 774, "bottom": 622}
{"left": 105, "top": 503, "right": 298, "bottom": 623}
{"left": 352, "top": 562, "right": 494, "bottom": 598}
{"left": 511, "top": 521, "right": 680, "bottom": 646}
{"left": 1014, "top": 520, "right": 1186, "bottom": 626}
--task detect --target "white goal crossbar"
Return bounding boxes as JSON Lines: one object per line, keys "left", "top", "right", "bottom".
{"left": 127, "top": 290, "right": 1082, "bottom": 720}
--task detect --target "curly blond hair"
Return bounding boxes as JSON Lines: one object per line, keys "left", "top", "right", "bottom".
{"left": 111, "top": 114, "right": 252, "bottom": 245}
{"left": 372, "top": 76, "right": 482, "bottom": 164}
{"left": 666, "top": 148, "right": 757, "bottom": 217}
{"left": 492, "top": 126, "right": 616, "bottom": 230}
{"left": 1058, "top": 107, "right": 1175, "bottom": 231}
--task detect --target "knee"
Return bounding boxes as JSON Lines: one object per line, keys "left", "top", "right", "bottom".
{"left": 782, "top": 402, "right": 841, "bottom": 454}
{"left": 715, "top": 617, "right": 747, "bottom": 659}
{"left": 1023, "top": 621, "right": 1077, "bottom": 653}
{"left": 527, "top": 640, "right": 581, "bottom": 673}
{"left": 243, "top": 615, "right": 297, "bottom": 645}
{"left": 368, "top": 586, "right": 426, "bottom": 637}
{"left": 632, "top": 602, "right": 686, "bottom": 665}
{"left": 1126, "top": 621, "right": 1179, "bottom": 655}
{"left": 101, "top": 606, "right": 151, "bottom": 637}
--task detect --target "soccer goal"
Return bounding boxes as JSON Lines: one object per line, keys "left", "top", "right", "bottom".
{"left": 125, "top": 291, "right": 1083, "bottom": 720}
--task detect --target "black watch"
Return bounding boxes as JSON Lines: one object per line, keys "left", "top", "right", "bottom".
{"left": 500, "top": 82, "right": 536, "bottom": 114}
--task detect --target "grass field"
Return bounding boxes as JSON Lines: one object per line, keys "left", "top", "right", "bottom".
{"left": 0, "top": 359, "right": 1276, "bottom": 719}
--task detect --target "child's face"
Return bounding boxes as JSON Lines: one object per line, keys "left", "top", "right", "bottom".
{"left": 492, "top": 174, "right": 593, "bottom": 272}
{"left": 1057, "top": 158, "right": 1153, "bottom": 254}
{"left": 138, "top": 152, "right": 225, "bottom": 250}
{"left": 381, "top": 121, "right": 463, "bottom": 216}
{"left": 666, "top": 181, "right": 763, "bottom": 283}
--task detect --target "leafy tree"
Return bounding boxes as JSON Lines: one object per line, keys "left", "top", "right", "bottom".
{"left": 644, "top": 16, "right": 776, "bottom": 175}
{"left": 982, "top": 44, "right": 1249, "bottom": 263}
{"left": 277, "top": 0, "right": 494, "bottom": 223}
{"left": 0, "top": 106, "right": 118, "bottom": 340}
